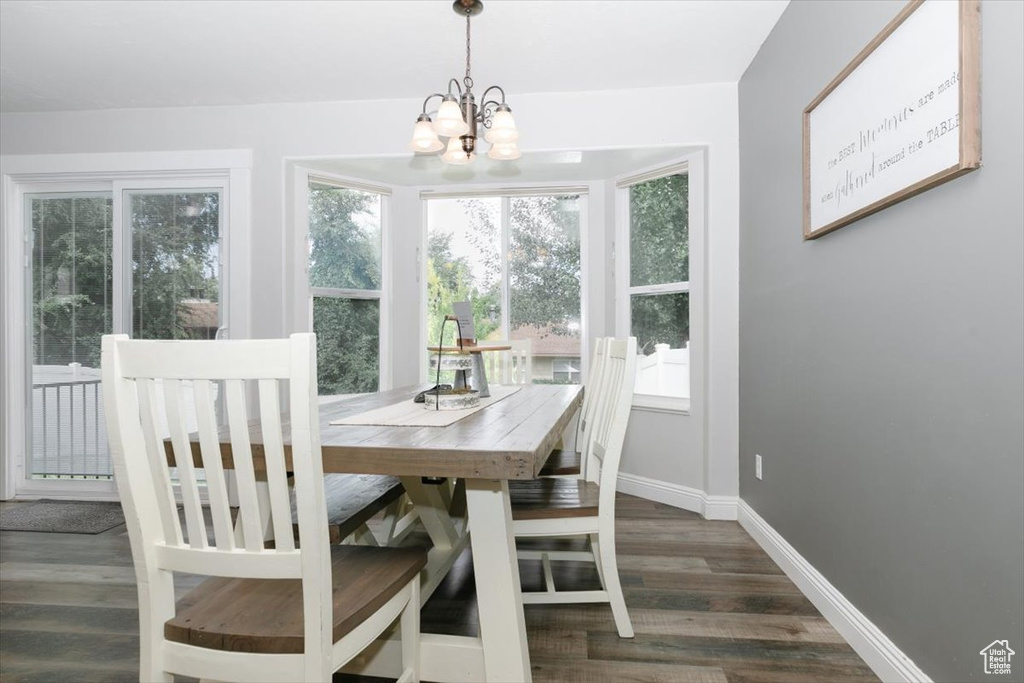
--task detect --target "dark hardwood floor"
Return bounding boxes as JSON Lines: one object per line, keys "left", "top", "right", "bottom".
{"left": 0, "top": 493, "right": 879, "bottom": 683}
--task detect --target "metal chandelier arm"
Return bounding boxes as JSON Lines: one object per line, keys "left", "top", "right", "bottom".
{"left": 480, "top": 85, "right": 506, "bottom": 105}
{"left": 420, "top": 93, "right": 447, "bottom": 115}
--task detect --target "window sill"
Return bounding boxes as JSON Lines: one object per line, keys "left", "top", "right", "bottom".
{"left": 631, "top": 393, "right": 690, "bottom": 415}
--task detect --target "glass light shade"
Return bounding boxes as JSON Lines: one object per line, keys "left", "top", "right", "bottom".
{"left": 487, "top": 141, "right": 521, "bottom": 161}
{"left": 408, "top": 119, "right": 444, "bottom": 153}
{"left": 484, "top": 108, "right": 518, "bottom": 144}
{"left": 432, "top": 99, "right": 470, "bottom": 138}
{"left": 441, "top": 136, "right": 475, "bottom": 165}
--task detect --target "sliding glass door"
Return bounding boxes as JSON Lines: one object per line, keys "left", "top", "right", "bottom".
{"left": 25, "top": 183, "right": 225, "bottom": 484}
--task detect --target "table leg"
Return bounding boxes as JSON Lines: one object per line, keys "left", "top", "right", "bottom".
{"left": 400, "top": 476, "right": 470, "bottom": 604}
{"left": 465, "top": 478, "right": 531, "bottom": 683}
{"left": 402, "top": 477, "right": 459, "bottom": 549}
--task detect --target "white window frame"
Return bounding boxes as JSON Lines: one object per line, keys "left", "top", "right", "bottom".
{"left": 1, "top": 150, "right": 252, "bottom": 500}
{"left": 293, "top": 168, "right": 393, "bottom": 392}
{"left": 614, "top": 151, "right": 705, "bottom": 414}
{"left": 417, "top": 184, "right": 590, "bottom": 383}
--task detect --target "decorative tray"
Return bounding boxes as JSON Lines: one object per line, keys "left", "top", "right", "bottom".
{"left": 422, "top": 388, "right": 480, "bottom": 411}
{"left": 428, "top": 354, "right": 475, "bottom": 372}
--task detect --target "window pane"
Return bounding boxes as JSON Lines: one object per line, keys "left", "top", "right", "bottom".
{"left": 425, "top": 198, "right": 502, "bottom": 362}
{"left": 130, "top": 191, "right": 220, "bottom": 340}
{"left": 631, "top": 291, "right": 690, "bottom": 399}
{"left": 29, "top": 193, "right": 113, "bottom": 478}
{"left": 629, "top": 174, "right": 689, "bottom": 287}
{"left": 509, "top": 195, "right": 582, "bottom": 384}
{"left": 313, "top": 297, "right": 380, "bottom": 395}
{"left": 309, "top": 183, "right": 382, "bottom": 291}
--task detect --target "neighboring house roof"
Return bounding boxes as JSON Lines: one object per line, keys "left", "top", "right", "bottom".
{"left": 508, "top": 325, "right": 581, "bottom": 357}
{"left": 179, "top": 299, "right": 219, "bottom": 329}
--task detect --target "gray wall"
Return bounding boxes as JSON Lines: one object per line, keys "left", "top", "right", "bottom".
{"left": 738, "top": 1, "right": 1023, "bottom": 681}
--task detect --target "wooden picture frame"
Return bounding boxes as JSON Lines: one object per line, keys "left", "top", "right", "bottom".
{"left": 803, "top": 0, "right": 981, "bottom": 240}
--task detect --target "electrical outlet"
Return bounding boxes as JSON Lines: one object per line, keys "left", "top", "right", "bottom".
{"left": 755, "top": 454, "right": 763, "bottom": 480}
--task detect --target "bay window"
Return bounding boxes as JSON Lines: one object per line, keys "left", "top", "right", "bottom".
{"left": 423, "top": 190, "right": 584, "bottom": 384}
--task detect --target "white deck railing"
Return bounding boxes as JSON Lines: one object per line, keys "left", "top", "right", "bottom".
{"left": 32, "top": 364, "right": 110, "bottom": 478}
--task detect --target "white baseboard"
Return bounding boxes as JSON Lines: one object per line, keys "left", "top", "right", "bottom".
{"left": 738, "top": 500, "right": 932, "bottom": 683}
{"left": 616, "top": 472, "right": 738, "bottom": 520}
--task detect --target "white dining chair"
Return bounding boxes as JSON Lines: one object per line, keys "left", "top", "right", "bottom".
{"left": 480, "top": 338, "right": 533, "bottom": 385}
{"left": 101, "top": 333, "right": 424, "bottom": 683}
{"left": 509, "top": 336, "right": 638, "bottom": 638}
{"left": 538, "top": 336, "right": 610, "bottom": 478}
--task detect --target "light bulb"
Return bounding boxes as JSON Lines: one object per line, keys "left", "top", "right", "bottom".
{"left": 432, "top": 98, "right": 470, "bottom": 138}
{"left": 484, "top": 106, "right": 518, "bottom": 144}
{"left": 441, "top": 136, "right": 475, "bottom": 165}
{"left": 408, "top": 117, "right": 444, "bottom": 153}
{"left": 487, "top": 141, "right": 521, "bottom": 161}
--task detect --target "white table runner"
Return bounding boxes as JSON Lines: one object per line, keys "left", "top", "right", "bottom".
{"left": 329, "top": 385, "right": 523, "bottom": 427}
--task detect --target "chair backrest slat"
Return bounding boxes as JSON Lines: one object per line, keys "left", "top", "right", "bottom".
{"left": 192, "top": 379, "right": 235, "bottom": 550}
{"left": 136, "top": 377, "right": 183, "bottom": 545}
{"left": 592, "top": 338, "right": 637, "bottom": 493}
{"left": 258, "top": 378, "right": 296, "bottom": 552}
{"left": 584, "top": 339, "right": 615, "bottom": 481}
{"left": 224, "top": 378, "right": 264, "bottom": 551}
{"left": 163, "top": 378, "right": 209, "bottom": 549}
{"left": 577, "top": 337, "right": 608, "bottom": 468}
{"left": 583, "top": 338, "right": 636, "bottom": 487}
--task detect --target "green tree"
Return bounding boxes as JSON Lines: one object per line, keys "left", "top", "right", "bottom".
{"left": 630, "top": 174, "right": 689, "bottom": 286}
{"left": 313, "top": 298, "right": 380, "bottom": 394}
{"left": 308, "top": 184, "right": 381, "bottom": 290}
{"left": 508, "top": 195, "right": 581, "bottom": 337}
{"left": 426, "top": 200, "right": 501, "bottom": 349}
{"left": 131, "top": 192, "right": 220, "bottom": 341}
{"left": 32, "top": 195, "right": 113, "bottom": 368}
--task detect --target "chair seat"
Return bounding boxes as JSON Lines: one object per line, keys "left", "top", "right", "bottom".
{"left": 292, "top": 474, "right": 405, "bottom": 544}
{"left": 537, "top": 448, "right": 582, "bottom": 477}
{"left": 165, "top": 545, "right": 427, "bottom": 654}
{"left": 509, "top": 478, "right": 600, "bottom": 520}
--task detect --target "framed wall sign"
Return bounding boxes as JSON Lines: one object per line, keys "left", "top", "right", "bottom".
{"left": 803, "top": 0, "right": 981, "bottom": 240}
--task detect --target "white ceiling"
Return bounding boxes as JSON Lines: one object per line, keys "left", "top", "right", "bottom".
{"left": 0, "top": 0, "right": 788, "bottom": 113}
{"left": 301, "top": 146, "right": 699, "bottom": 186}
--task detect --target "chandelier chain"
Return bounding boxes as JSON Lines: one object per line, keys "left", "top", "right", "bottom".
{"left": 465, "top": 10, "right": 472, "bottom": 88}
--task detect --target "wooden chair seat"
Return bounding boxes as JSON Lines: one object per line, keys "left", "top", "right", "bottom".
{"left": 509, "top": 478, "right": 600, "bottom": 520}
{"left": 537, "top": 448, "right": 582, "bottom": 477}
{"left": 166, "top": 545, "right": 427, "bottom": 654}
{"left": 291, "top": 474, "right": 405, "bottom": 544}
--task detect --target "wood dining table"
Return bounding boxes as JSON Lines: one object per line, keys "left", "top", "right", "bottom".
{"left": 187, "top": 383, "right": 583, "bottom": 683}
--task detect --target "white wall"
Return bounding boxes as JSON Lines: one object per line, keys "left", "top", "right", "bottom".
{"left": 0, "top": 82, "right": 740, "bottom": 503}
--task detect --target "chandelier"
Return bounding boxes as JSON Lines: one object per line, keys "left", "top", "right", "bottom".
{"left": 407, "top": 0, "right": 520, "bottom": 164}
